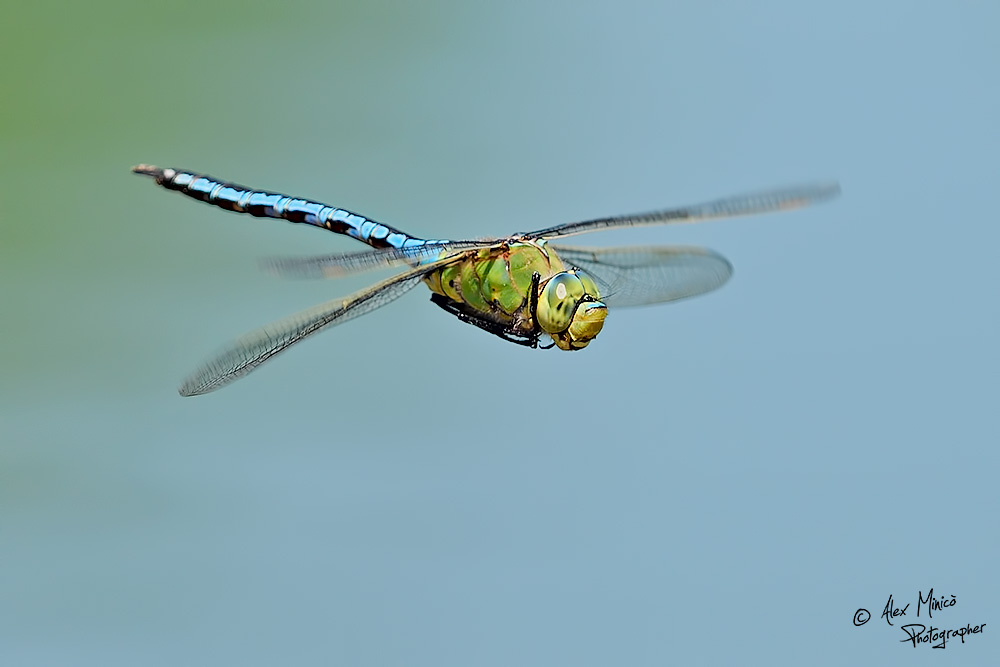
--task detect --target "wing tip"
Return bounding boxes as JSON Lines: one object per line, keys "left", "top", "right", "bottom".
{"left": 178, "top": 368, "right": 227, "bottom": 397}
{"left": 178, "top": 382, "right": 207, "bottom": 397}
{"left": 786, "top": 181, "right": 841, "bottom": 208}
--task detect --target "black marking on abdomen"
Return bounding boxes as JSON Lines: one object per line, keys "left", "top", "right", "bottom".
{"left": 131, "top": 164, "right": 438, "bottom": 251}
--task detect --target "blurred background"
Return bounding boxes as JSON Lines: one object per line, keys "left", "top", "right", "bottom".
{"left": 1, "top": 1, "right": 996, "bottom": 664}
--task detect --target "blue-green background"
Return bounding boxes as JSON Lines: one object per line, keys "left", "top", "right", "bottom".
{"left": 2, "top": 1, "right": 996, "bottom": 664}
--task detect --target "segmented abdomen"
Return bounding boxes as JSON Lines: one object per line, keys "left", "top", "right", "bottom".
{"left": 132, "top": 165, "right": 448, "bottom": 251}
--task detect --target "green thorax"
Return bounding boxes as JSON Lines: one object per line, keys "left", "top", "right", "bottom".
{"left": 423, "top": 239, "right": 566, "bottom": 332}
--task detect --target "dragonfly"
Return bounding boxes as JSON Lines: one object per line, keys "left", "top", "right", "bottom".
{"left": 132, "top": 165, "right": 838, "bottom": 396}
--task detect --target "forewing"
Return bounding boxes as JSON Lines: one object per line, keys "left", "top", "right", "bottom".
{"left": 527, "top": 183, "right": 839, "bottom": 239}
{"left": 178, "top": 256, "right": 457, "bottom": 396}
{"left": 261, "top": 240, "right": 489, "bottom": 279}
{"left": 551, "top": 244, "right": 733, "bottom": 308}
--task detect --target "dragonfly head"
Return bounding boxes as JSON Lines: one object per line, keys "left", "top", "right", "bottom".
{"left": 536, "top": 270, "right": 608, "bottom": 350}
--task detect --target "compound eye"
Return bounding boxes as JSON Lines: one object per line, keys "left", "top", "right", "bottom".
{"left": 536, "top": 273, "right": 585, "bottom": 334}
{"left": 577, "top": 271, "right": 601, "bottom": 300}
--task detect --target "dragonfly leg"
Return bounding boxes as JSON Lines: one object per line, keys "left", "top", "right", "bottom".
{"left": 527, "top": 271, "right": 555, "bottom": 350}
{"left": 429, "top": 293, "right": 539, "bottom": 348}
{"left": 527, "top": 271, "right": 541, "bottom": 349}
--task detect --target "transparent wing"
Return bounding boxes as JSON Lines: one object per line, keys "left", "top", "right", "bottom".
{"left": 261, "top": 183, "right": 838, "bottom": 278}
{"left": 179, "top": 256, "right": 458, "bottom": 396}
{"left": 527, "top": 183, "right": 839, "bottom": 240}
{"left": 550, "top": 244, "right": 733, "bottom": 307}
{"left": 261, "top": 240, "right": 490, "bottom": 279}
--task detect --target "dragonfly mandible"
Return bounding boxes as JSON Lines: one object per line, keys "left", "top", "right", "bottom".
{"left": 132, "top": 165, "right": 838, "bottom": 396}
